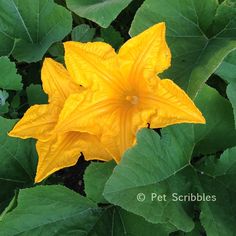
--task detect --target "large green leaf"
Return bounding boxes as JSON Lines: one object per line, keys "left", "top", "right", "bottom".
{"left": 0, "top": 57, "right": 22, "bottom": 91}
{"left": 0, "top": 117, "right": 37, "bottom": 211}
{"left": 84, "top": 161, "right": 116, "bottom": 203}
{"left": 130, "top": 0, "right": 236, "bottom": 98}
{"left": 0, "top": 185, "right": 102, "bottom": 235}
{"left": 104, "top": 130, "right": 236, "bottom": 234}
{"left": 0, "top": 0, "right": 72, "bottom": 62}
{"left": 194, "top": 85, "right": 236, "bottom": 155}
{"left": 104, "top": 125, "right": 195, "bottom": 232}
{"left": 90, "top": 207, "right": 176, "bottom": 236}
{"left": 197, "top": 147, "right": 236, "bottom": 236}
{"left": 66, "top": 0, "right": 133, "bottom": 28}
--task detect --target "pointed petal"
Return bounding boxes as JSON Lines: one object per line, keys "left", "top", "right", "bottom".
{"left": 8, "top": 104, "right": 60, "bottom": 140}
{"left": 141, "top": 79, "right": 206, "bottom": 128}
{"left": 100, "top": 107, "right": 136, "bottom": 162}
{"left": 42, "top": 58, "right": 81, "bottom": 104}
{"left": 64, "top": 41, "right": 123, "bottom": 92}
{"left": 35, "top": 133, "right": 81, "bottom": 183}
{"left": 118, "top": 22, "right": 171, "bottom": 79}
{"left": 35, "top": 132, "right": 112, "bottom": 183}
{"left": 55, "top": 91, "right": 118, "bottom": 136}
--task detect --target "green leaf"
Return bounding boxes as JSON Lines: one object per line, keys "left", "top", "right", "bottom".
{"left": 0, "top": 57, "right": 22, "bottom": 91}
{"left": 84, "top": 161, "right": 116, "bottom": 203}
{"left": 90, "top": 207, "right": 176, "bottom": 236}
{"left": 226, "top": 82, "right": 236, "bottom": 129}
{"left": 0, "top": 102, "right": 9, "bottom": 116}
{"left": 72, "top": 24, "right": 96, "bottom": 42}
{"left": 104, "top": 125, "right": 195, "bottom": 232}
{"left": 194, "top": 85, "right": 236, "bottom": 155}
{"left": 66, "top": 0, "right": 133, "bottom": 28}
{"left": 215, "top": 50, "right": 236, "bottom": 83}
{"left": 101, "top": 26, "right": 124, "bottom": 50}
{"left": 197, "top": 147, "right": 236, "bottom": 236}
{"left": 0, "top": 185, "right": 102, "bottom": 235}
{"left": 0, "top": 0, "right": 72, "bottom": 62}
{"left": 26, "top": 84, "right": 48, "bottom": 106}
{"left": 130, "top": 0, "right": 236, "bottom": 98}
{"left": 0, "top": 117, "right": 37, "bottom": 211}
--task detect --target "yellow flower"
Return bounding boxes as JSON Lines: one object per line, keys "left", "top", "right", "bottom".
{"left": 9, "top": 58, "right": 112, "bottom": 183}
{"left": 55, "top": 22, "right": 206, "bottom": 163}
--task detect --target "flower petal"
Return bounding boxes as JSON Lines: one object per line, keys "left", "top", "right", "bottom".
{"left": 78, "top": 133, "right": 112, "bottom": 162}
{"left": 141, "top": 78, "right": 206, "bottom": 128}
{"left": 55, "top": 92, "right": 137, "bottom": 162}
{"left": 8, "top": 104, "right": 60, "bottom": 140}
{"left": 55, "top": 89, "right": 120, "bottom": 135}
{"left": 64, "top": 41, "right": 123, "bottom": 92}
{"left": 100, "top": 107, "right": 136, "bottom": 162}
{"left": 118, "top": 22, "right": 171, "bottom": 79}
{"left": 35, "top": 132, "right": 112, "bottom": 183}
{"left": 42, "top": 58, "right": 81, "bottom": 104}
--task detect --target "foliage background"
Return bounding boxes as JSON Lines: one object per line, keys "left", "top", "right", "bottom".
{"left": 0, "top": 0, "right": 236, "bottom": 235}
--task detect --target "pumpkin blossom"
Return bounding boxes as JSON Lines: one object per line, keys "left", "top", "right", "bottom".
{"left": 55, "top": 22, "right": 205, "bottom": 162}
{"left": 9, "top": 58, "right": 112, "bottom": 183}
{"left": 9, "top": 22, "right": 205, "bottom": 182}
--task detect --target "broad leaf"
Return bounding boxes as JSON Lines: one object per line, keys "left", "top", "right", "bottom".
{"left": 0, "top": 0, "right": 72, "bottom": 62}
{"left": 0, "top": 57, "right": 22, "bottom": 91}
{"left": 0, "top": 117, "right": 37, "bottom": 211}
{"left": 104, "top": 125, "right": 195, "bottom": 232}
{"left": 130, "top": 0, "right": 236, "bottom": 98}
{"left": 194, "top": 85, "right": 236, "bottom": 155}
{"left": 0, "top": 185, "right": 102, "bottom": 235}
{"left": 84, "top": 161, "right": 116, "bottom": 203}
{"left": 66, "top": 0, "right": 133, "bottom": 28}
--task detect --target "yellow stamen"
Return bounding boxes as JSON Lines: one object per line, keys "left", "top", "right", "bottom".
{"left": 126, "top": 95, "right": 139, "bottom": 105}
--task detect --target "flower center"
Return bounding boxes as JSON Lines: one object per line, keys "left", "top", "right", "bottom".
{"left": 125, "top": 95, "right": 139, "bottom": 105}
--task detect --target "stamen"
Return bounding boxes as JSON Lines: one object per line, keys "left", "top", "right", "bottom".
{"left": 126, "top": 95, "right": 139, "bottom": 105}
